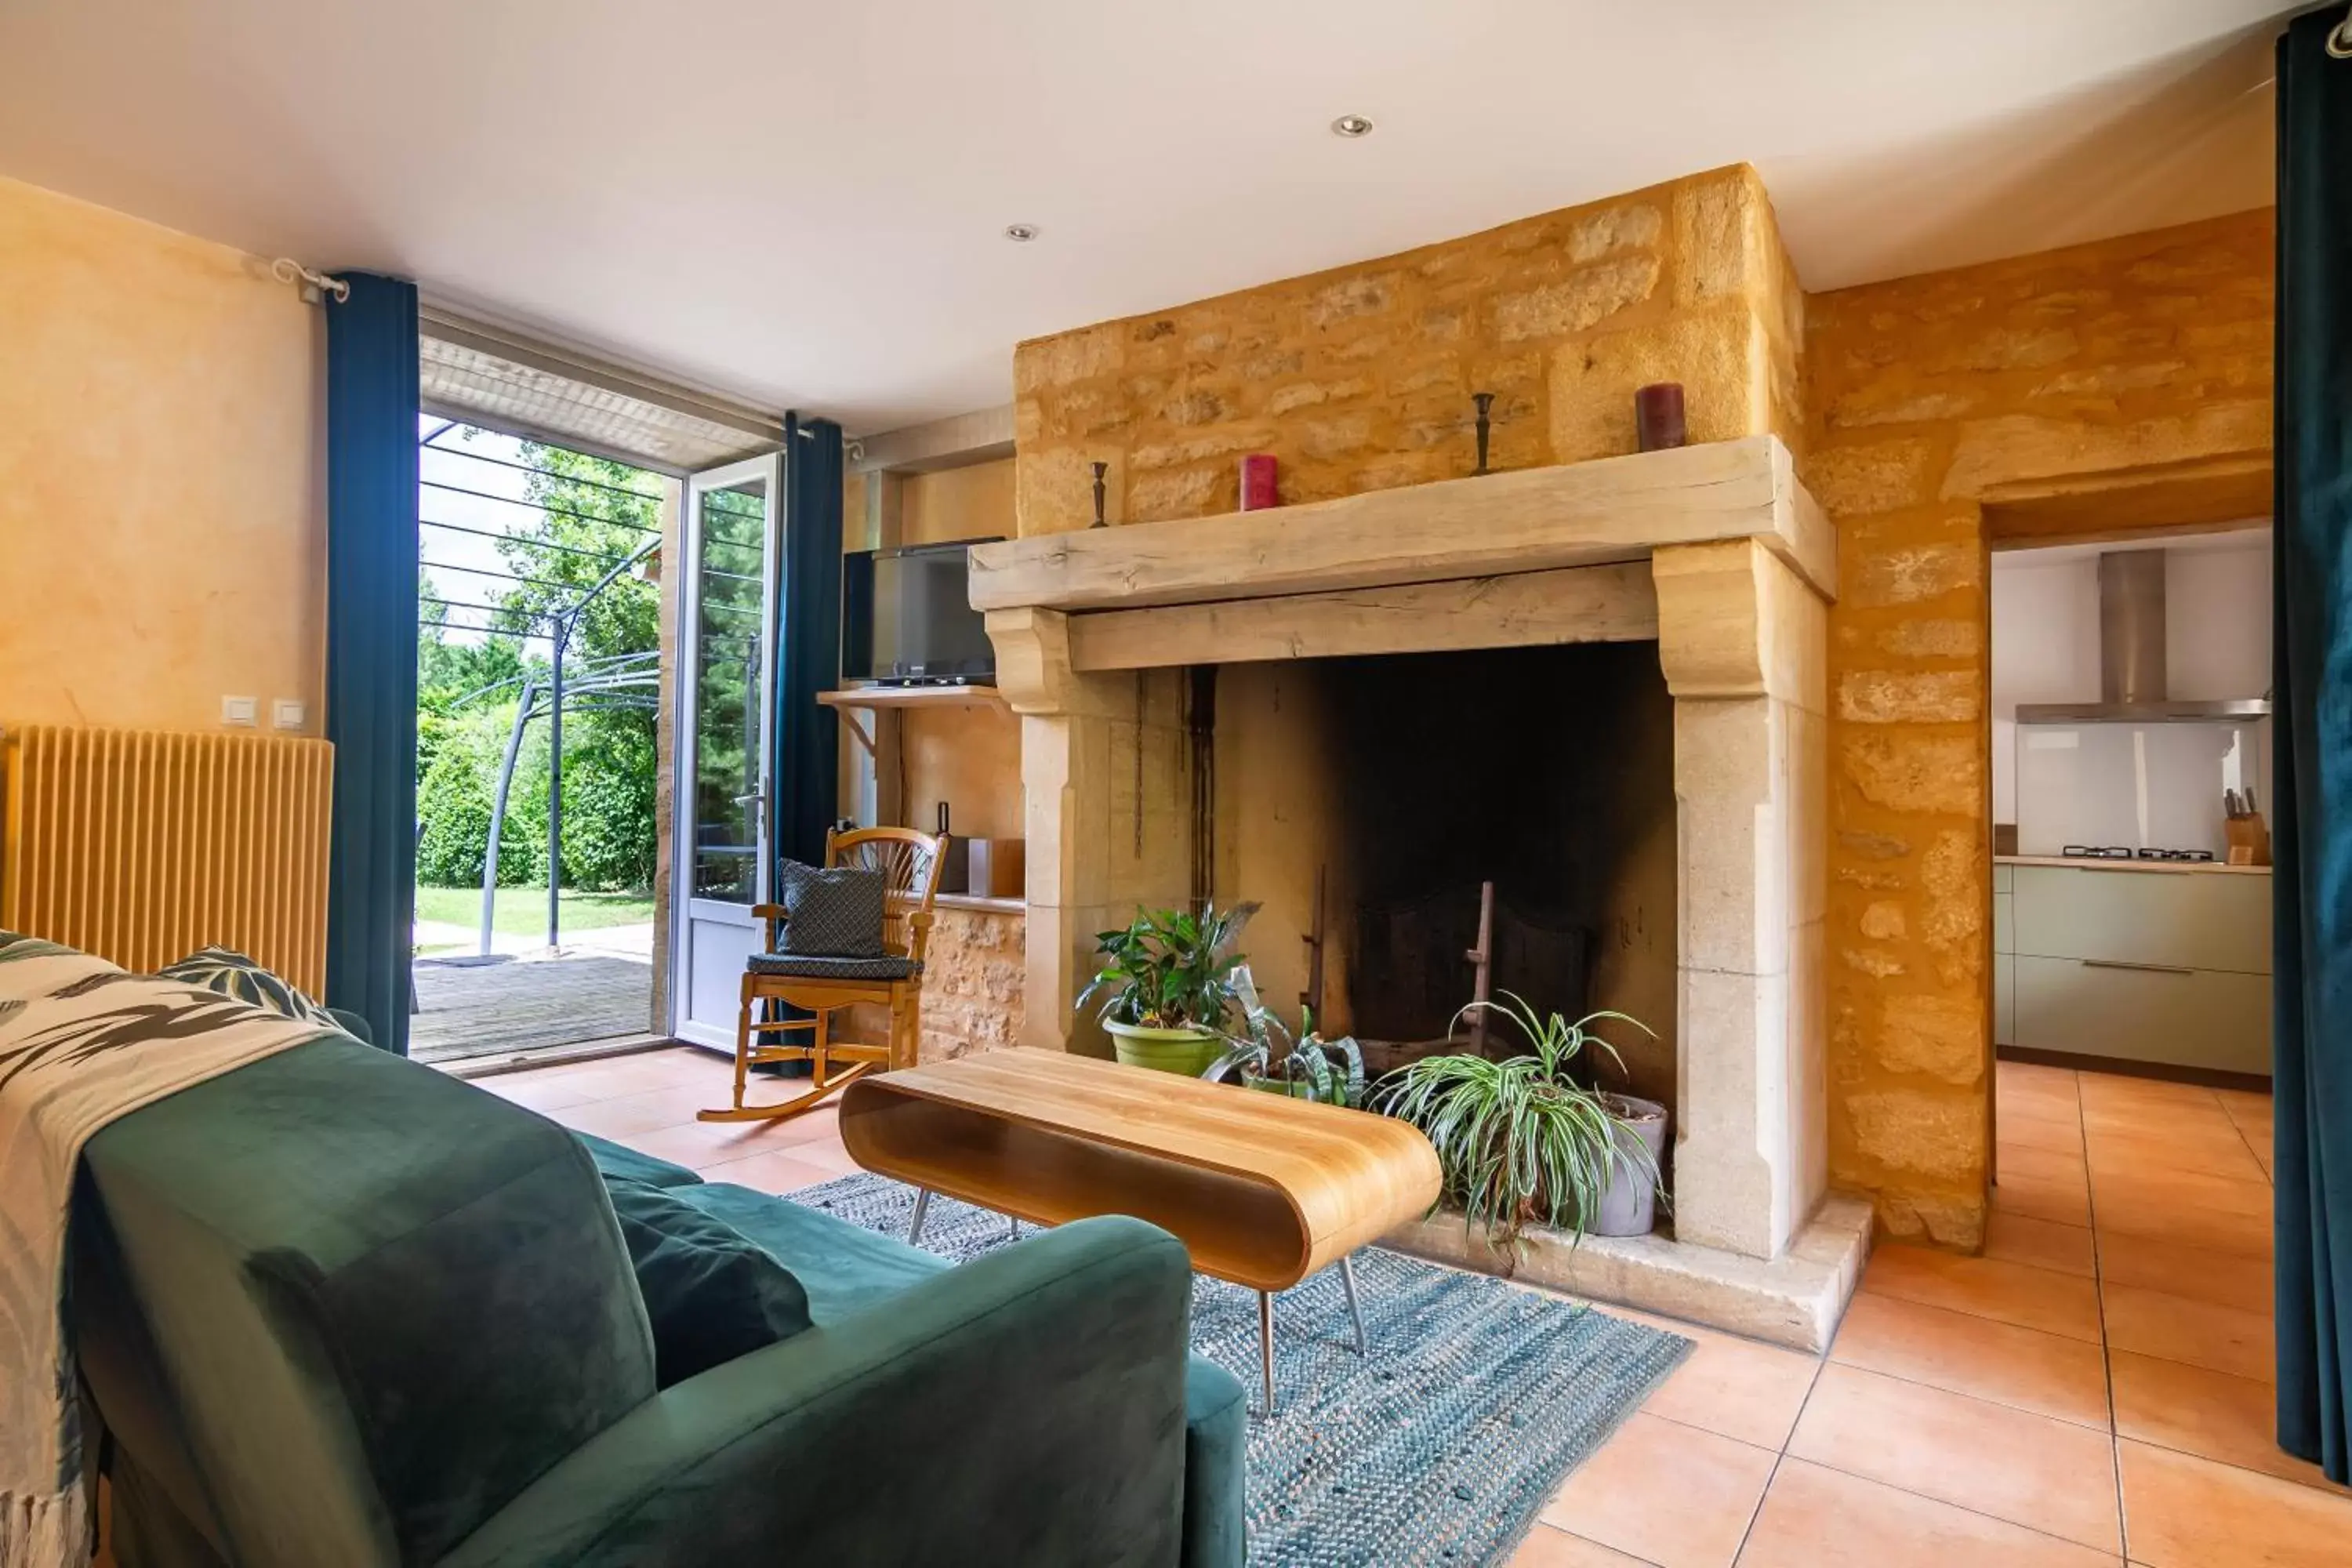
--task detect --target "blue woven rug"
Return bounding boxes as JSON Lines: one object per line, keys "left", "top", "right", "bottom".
{"left": 786, "top": 1172, "right": 1691, "bottom": 1566}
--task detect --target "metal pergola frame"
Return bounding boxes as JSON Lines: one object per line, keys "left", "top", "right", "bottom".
{"left": 419, "top": 418, "right": 666, "bottom": 956}
{"left": 460, "top": 566, "right": 658, "bottom": 957}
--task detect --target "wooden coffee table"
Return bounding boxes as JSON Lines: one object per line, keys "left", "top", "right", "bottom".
{"left": 839, "top": 1048, "right": 1443, "bottom": 1410}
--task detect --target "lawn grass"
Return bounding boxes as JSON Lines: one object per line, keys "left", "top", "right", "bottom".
{"left": 414, "top": 884, "right": 655, "bottom": 936}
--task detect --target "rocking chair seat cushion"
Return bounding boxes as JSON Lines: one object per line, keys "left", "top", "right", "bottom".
{"left": 778, "top": 860, "right": 887, "bottom": 958}
{"left": 746, "top": 953, "right": 921, "bottom": 982}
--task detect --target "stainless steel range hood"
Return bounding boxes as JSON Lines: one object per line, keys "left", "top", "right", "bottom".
{"left": 2016, "top": 550, "right": 2272, "bottom": 724}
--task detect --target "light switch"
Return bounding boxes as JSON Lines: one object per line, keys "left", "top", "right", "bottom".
{"left": 272, "top": 699, "right": 307, "bottom": 731}
{"left": 221, "top": 695, "right": 258, "bottom": 727}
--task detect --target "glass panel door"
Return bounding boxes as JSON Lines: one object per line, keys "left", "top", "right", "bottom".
{"left": 670, "top": 452, "right": 782, "bottom": 1048}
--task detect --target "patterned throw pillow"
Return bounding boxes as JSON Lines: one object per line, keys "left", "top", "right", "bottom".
{"left": 157, "top": 946, "right": 342, "bottom": 1029}
{"left": 777, "top": 861, "right": 887, "bottom": 959}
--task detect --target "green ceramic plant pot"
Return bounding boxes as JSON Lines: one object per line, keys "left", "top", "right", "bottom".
{"left": 1242, "top": 1073, "right": 1316, "bottom": 1101}
{"left": 1105, "top": 1020, "right": 1221, "bottom": 1076}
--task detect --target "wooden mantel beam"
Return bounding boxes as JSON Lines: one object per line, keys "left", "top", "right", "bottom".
{"left": 969, "top": 435, "right": 1835, "bottom": 613}
{"left": 1065, "top": 562, "right": 1658, "bottom": 673}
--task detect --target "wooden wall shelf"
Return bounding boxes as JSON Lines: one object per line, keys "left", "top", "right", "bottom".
{"left": 818, "top": 685, "right": 1008, "bottom": 713}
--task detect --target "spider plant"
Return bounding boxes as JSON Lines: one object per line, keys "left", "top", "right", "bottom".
{"left": 1380, "top": 993, "right": 1661, "bottom": 1256}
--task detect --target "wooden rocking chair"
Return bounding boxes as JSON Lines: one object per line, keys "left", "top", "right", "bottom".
{"left": 698, "top": 826, "right": 947, "bottom": 1125}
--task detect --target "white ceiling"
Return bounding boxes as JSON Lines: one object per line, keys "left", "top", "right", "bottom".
{"left": 0, "top": 0, "right": 2285, "bottom": 434}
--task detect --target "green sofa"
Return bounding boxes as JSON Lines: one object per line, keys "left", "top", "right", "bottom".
{"left": 69, "top": 1033, "right": 1248, "bottom": 1566}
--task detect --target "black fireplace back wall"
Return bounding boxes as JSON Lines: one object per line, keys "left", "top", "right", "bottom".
{"left": 1323, "top": 641, "right": 1679, "bottom": 1105}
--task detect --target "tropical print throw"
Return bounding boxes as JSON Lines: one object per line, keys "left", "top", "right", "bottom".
{"left": 155, "top": 946, "right": 341, "bottom": 1029}
{"left": 0, "top": 935, "right": 332, "bottom": 1568}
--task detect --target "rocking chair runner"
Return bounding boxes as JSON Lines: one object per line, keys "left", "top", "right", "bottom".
{"left": 699, "top": 826, "right": 948, "bottom": 1124}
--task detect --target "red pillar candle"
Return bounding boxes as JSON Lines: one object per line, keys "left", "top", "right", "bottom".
{"left": 1240, "top": 453, "right": 1279, "bottom": 511}
{"left": 1635, "top": 383, "right": 1687, "bottom": 452}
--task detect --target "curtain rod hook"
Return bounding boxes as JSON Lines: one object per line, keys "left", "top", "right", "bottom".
{"left": 270, "top": 256, "right": 351, "bottom": 304}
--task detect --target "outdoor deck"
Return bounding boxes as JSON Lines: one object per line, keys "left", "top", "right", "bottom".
{"left": 409, "top": 949, "right": 653, "bottom": 1065}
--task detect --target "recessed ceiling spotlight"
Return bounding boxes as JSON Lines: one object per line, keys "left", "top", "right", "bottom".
{"left": 1330, "top": 114, "right": 1374, "bottom": 139}
{"left": 1004, "top": 223, "right": 1040, "bottom": 242}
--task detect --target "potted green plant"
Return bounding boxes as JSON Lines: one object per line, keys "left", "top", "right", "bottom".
{"left": 1207, "top": 1003, "right": 1368, "bottom": 1108}
{"left": 1380, "top": 994, "right": 1666, "bottom": 1256}
{"left": 1077, "top": 902, "right": 1258, "bottom": 1076}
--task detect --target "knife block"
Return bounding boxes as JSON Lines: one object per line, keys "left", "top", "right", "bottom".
{"left": 2225, "top": 813, "right": 2271, "bottom": 866}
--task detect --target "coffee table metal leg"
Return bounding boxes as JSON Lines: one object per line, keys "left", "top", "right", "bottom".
{"left": 907, "top": 1188, "right": 931, "bottom": 1245}
{"left": 1257, "top": 1290, "right": 1276, "bottom": 1414}
{"left": 1338, "top": 1254, "right": 1368, "bottom": 1356}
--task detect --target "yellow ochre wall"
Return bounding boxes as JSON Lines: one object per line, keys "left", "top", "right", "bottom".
{"left": 1804, "top": 208, "right": 2274, "bottom": 1248}
{"left": 0, "top": 176, "right": 325, "bottom": 732}
{"left": 842, "top": 459, "right": 1023, "bottom": 840}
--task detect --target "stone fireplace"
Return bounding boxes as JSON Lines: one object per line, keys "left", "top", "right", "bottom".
{"left": 974, "top": 437, "right": 1868, "bottom": 1346}
{"left": 1213, "top": 637, "right": 1679, "bottom": 1111}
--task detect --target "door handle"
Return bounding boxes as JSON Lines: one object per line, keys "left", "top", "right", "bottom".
{"left": 2080, "top": 958, "right": 2194, "bottom": 976}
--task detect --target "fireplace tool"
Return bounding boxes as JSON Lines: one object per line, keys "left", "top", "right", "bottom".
{"left": 1300, "top": 864, "right": 1328, "bottom": 1028}
{"left": 1464, "top": 880, "right": 1495, "bottom": 1055}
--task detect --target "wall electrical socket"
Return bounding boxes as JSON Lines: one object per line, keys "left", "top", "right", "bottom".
{"left": 272, "top": 699, "right": 307, "bottom": 731}
{"left": 220, "top": 695, "right": 259, "bottom": 727}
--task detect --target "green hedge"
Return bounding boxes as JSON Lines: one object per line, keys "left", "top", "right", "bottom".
{"left": 416, "top": 706, "right": 542, "bottom": 887}
{"left": 416, "top": 704, "right": 655, "bottom": 894}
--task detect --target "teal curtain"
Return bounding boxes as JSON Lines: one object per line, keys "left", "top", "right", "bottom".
{"left": 772, "top": 415, "right": 844, "bottom": 870}
{"left": 2275, "top": 2, "right": 2352, "bottom": 1485}
{"left": 323, "top": 274, "right": 420, "bottom": 1054}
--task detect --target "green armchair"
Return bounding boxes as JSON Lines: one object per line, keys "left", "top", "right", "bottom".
{"left": 69, "top": 1033, "right": 1247, "bottom": 1566}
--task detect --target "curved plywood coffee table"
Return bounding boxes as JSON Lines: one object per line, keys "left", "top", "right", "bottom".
{"left": 840, "top": 1048, "right": 1443, "bottom": 1410}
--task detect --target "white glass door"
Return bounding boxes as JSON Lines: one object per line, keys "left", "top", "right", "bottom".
{"left": 670, "top": 452, "right": 782, "bottom": 1048}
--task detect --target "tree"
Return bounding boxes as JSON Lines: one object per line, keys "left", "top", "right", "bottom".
{"left": 413, "top": 434, "right": 665, "bottom": 895}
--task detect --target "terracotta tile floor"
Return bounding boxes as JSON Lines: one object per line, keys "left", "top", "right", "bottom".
{"left": 470, "top": 1048, "right": 2350, "bottom": 1566}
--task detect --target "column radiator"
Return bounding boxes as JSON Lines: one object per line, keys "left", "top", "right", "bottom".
{"left": 1, "top": 724, "right": 335, "bottom": 995}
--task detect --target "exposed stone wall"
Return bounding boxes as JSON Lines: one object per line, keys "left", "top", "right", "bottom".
{"left": 843, "top": 905, "right": 1027, "bottom": 1063}
{"left": 1802, "top": 208, "right": 2274, "bottom": 1247}
{"left": 913, "top": 906, "right": 1027, "bottom": 1062}
{"left": 1013, "top": 165, "right": 1802, "bottom": 535}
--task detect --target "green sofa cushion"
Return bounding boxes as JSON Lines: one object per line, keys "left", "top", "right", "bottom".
{"left": 664, "top": 1173, "right": 1248, "bottom": 1566}
{"left": 1183, "top": 1354, "right": 1249, "bottom": 1566}
{"left": 605, "top": 1177, "right": 812, "bottom": 1386}
{"left": 575, "top": 1130, "right": 701, "bottom": 1189}
{"left": 670, "top": 1181, "right": 948, "bottom": 1324}
{"left": 77, "top": 1035, "right": 658, "bottom": 1566}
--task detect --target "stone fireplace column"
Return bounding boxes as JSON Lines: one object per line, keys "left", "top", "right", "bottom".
{"left": 983, "top": 607, "right": 1193, "bottom": 1055}
{"left": 985, "top": 606, "right": 1112, "bottom": 1053}
{"left": 1653, "top": 540, "right": 1830, "bottom": 1261}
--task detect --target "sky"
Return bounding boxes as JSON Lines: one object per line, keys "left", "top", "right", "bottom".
{"left": 416, "top": 415, "right": 548, "bottom": 652}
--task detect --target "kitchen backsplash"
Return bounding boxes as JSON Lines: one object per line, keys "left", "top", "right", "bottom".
{"left": 2015, "top": 717, "right": 2269, "bottom": 856}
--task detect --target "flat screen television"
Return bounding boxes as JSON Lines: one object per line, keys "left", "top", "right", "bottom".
{"left": 841, "top": 537, "right": 1000, "bottom": 684}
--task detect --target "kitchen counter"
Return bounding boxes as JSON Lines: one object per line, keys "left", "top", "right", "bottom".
{"left": 1996, "top": 855, "right": 2270, "bottom": 877}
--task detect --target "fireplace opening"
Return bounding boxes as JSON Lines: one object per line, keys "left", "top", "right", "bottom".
{"left": 1213, "top": 640, "right": 1677, "bottom": 1116}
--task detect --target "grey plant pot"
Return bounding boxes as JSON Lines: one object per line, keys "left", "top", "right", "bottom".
{"left": 1590, "top": 1094, "right": 1668, "bottom": 1237}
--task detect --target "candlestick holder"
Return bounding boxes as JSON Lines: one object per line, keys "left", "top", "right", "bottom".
{"left": 1239, "top": 454, "right": 1279, "bottom": 511}
{"left": 1091, "top": 461, "right": 1109, "bottom": 528}
{"left": 1472, "top": 392, "right": 1496, "bottom": 475}
{"left": 1635, "top": 383, "right": 1687, "bottom": 452}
